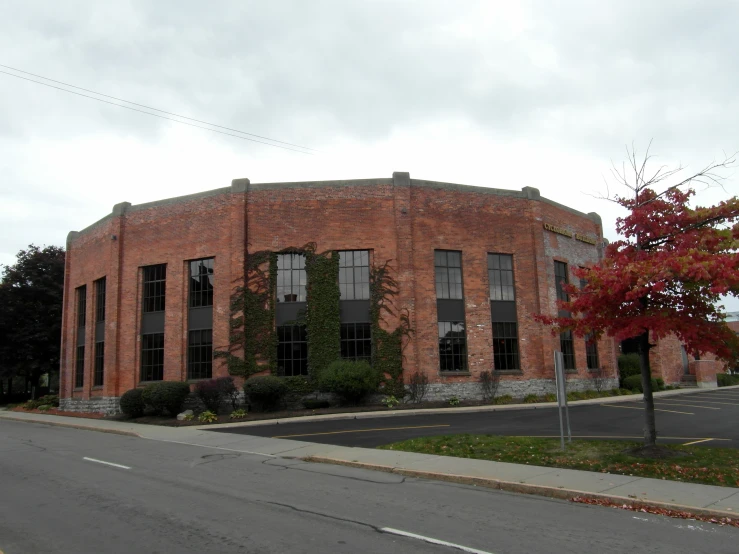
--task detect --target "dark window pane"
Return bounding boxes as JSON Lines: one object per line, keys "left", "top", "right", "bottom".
{"left": 555, "top": 261, "right": 569, "bottom": 303}
{"left": 488, "top": 254, "right": 515, "bottom": 302}
{"left": 277, "top": 325, "right": 308, "bottom": 376}
{"left": 189, "top": 258, "right": 214, "bottom": 308}
{"left": 438, "top": 321, "right": 467, "bottom": 371}
{"left": 143, "top": 264, "right": 166, "bottom": 313}
{"left": 435, "top": 250, "right": 464, "bottom": 300}
{"left": 188, "top": 328, "right": 213, "bottom": 380}
{"left": 338, "top": 250, "right": 370, "bottom": 300}
{"left": 340, "top": 323, "right": 372, "bottom": 362}
{"left": 76, "top": 286, "right": 87, "bottom": 328}
{"left": 95, "top": 278, "right": 106, "bottom": 322}
{"left": 586, "top": 334, "right": 600, "bottom": 370}
{"left": 492, "top": 322, "right": 520, "bottom": 370}
{"left": 94, "top": 341, "right": 105, "bottom": 386}
{"left": 75, "top": 345, "right": 85, "bottom": 388}
{"left": 276, "top": 254, "right": 307, "bottom": 303}
{"left": 141, "top": 332, "right": 165, "bottom": 381}
{"left": 560, "top": 330, "right": 575, "bottom": 370}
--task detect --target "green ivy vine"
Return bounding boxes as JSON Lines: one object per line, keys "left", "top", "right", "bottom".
{"left": 217, "top": 245, "right": 411, "bottom": 393}
{"left": 370, "top": 261, "right": 413, "bottom": 398}
{"left": 214, "top": 250, "right": 277, "bottom": 377}
{"left": 305, "top": 245, "right": 341, "bottom": 381}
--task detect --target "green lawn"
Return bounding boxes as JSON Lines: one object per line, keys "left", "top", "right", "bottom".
{"left": 379, "top": 435, "right": 739, "bottom": 488}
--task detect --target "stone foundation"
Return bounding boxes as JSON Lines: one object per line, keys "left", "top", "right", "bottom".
{"left": 422, "top": 377, "right": 619, "bottom": 402}
{"left": 60, "top": 377, "right": 620, "bottom": 414}
{"left": 59, "top": 396, "right": 121, "bottom": 415}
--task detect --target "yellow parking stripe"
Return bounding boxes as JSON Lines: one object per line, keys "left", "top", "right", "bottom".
{"left": 682, "top": 438, "right": 716, "bottom": 446}
{"left": 600, "top": 404, "right": 693, "bottom": 415}
{"left": 272, "top": 424, "right": 451, "bottom": 438}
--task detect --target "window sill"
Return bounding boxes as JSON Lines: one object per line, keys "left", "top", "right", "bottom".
{"left": 73, "top": 387, "right": 83, "bottom": 392}
{"left": 439, "top": 371, "right": 472, "bottom": 377}
{"left": 587, "top": 368, "right": 603, "bottom": 372}
{"left": 91, "top": 386, "right": 103, "bottom": 390}
{"left": 138, "top": 380, "right": 163, "bottom": 386}
{"left": 494, "top": 370, "right": 523, "bottom": 375}
{"left": 564, "top": 369, "right": 578, "bottom": 374}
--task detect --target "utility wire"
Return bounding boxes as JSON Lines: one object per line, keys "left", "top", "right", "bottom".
{"left": 0, "top": 65, "right": 316, "bottom": 154}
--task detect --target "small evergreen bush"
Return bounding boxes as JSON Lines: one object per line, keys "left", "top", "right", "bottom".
{"left": 142, "top": 381, "right": 191, "bottom": 416}
{"left": 523, "top": 394, "right": 539, "bottom": 403}
{"left": 120, "top": 388, "right": 146, "bottom": 418}
{"left": 244, "top": 375, "right": 288, "bottom": 411}
{"left": 317, "top": 360, "right": 380, "bottom": 405}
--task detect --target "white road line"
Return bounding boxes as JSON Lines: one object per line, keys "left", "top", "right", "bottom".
{"left": 381, "top": 527, "right": 494, "bottom": 554}
{"left": 83, "top": 457, "right": 131, "bottom": 470}
{"left": 654, "top": 401, "right": 721, "bottom": 410}
{"left": 682, "top": 438, "right": 715, "bottom": 446}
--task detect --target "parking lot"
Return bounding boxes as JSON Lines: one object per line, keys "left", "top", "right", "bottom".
{"left": 210, "top": 388, "right": 739, "bottom": 448}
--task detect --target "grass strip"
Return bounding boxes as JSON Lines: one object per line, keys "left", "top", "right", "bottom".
{"left": 379, "top": 435, "right": 739, "bottom": 488}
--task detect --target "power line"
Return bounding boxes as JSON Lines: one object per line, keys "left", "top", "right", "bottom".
{"left": 0, "top": 65, "right": 316, "bottom": 154}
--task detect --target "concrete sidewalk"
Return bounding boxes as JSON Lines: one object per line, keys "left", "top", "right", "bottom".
{"left": 2, "top": 404, "right": 738, "bottom": 522}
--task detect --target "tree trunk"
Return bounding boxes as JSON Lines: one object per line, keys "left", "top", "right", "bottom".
{"left": 638, "top": 330, "right": 657, "bottom": 446}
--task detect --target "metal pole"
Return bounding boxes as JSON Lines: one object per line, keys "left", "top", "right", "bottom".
{"left": 554, "top": 351, "right": 565, "bottom": 450}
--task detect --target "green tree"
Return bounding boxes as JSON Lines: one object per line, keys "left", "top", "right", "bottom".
{"left": 0, "top": 245, "right": 65, "bottom": 398}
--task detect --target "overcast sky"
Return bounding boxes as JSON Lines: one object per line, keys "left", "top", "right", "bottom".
{"left": 1, "top": 1, "right": 737, "bottom": 309}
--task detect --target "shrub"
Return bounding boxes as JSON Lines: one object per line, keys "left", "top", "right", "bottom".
{"left": 198, "top": 410, "right": 218, "bottom": 423}
{"left": 717, "top": 373, "right": 739, "bottom": 387}
{"left": 142, "top": 381, "right": 191, "bottom": 416}
{"left": 230, "top": 408, "right": 248, "bottom": 419}
{"left": 618, "top": 353, "right": 641, "bottom": 386}
{"left": 494, "top": 394, "right": 514, "bottom": 404}
{"left": 244, "top": 375, "right": 288, "bottom": 411}
{"left": 611, "top": 387, "right": 622, "bottom": 396}
{"left": 37, "top": 404, "right": 52, "bottom": 411}
{"left": 39, "top": 394, "right": 60, "bottom": 407}
{"left": 623, "top": 375, "right": 660, "bottom": 393}
{"left": 479, "top": 370, "right": 501, "bottom": 403}
{"left": 407, "top": 371, "right": 430, "bottom": 404}
{"left": 317, "top": 360, "right": 380, "bottom": 405}
{"left": 382, "top": 395, "right": 400, "bottom": 409}
{"left": 523, "top": 394, "right": 539, "bottom": 403}
{"left": 656, "top": 377, "right": 665, "bottom": 391}
{"left": 194, "top": 379, "right": 224, "bottom": 413}
{"left": 120, "top": 388, "right": 146, "bottom": 418}
{"left": 619, "top": 388, "right": 633, "bottom": 395}
{"left": 448, "top": 396, "right": 460, "bottom": 406}
{"left": 217, "top": 377, "right": 241, "bottom": 410}
{"left": 543, "top": 393, "right": 557, "bottom": 402}
{"left": 303, "top": 399, "right": 330, "bottom": 409}
{"left": 283, "top": 376, "right": 314, "bottom": 396}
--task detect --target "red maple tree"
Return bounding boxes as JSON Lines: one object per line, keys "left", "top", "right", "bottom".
{"left": 539, "top": 148, "right": 739, "bottom": 447}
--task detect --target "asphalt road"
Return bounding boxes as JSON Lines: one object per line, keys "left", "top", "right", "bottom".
{"left": 3, "top": 419, "right": 739, "bottom": 553}
{"left": 211, "top": 388, "right": 739, "bottom": 448}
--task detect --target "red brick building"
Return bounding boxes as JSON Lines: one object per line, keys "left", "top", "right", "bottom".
{"left": 59, "top": 173, "right": 619, "bottom": 413}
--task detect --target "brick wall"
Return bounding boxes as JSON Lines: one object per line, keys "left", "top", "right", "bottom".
{"left": 61, "top": 175, "right": 619, "bottom": 411}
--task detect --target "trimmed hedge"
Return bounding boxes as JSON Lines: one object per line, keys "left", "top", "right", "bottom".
{"left": 244, "top": 375, "right": 288, "bottom": 412}
{"left": 141, "top": 381, "right": 191, "bottom": 416}
{"left": 317, "top": 359, "right": 380, "bottom": 405}
{"left": 623, "top": 375, "right": 661, "bottom": 393}
{"left": 120, "top": 388, "right": 145, "bottom": 418}
{"left": 618, "top": 353, "right": 641, "bottom": 387}
{"left": 303, "top": 399, "right": 330, "bottom": 409}
{"left": 718, "top": 373, "right": 739, "bottom": 387}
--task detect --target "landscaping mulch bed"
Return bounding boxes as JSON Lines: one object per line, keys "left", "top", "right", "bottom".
{"left": 10, "top": 406, "right": 107, "bottom": 419}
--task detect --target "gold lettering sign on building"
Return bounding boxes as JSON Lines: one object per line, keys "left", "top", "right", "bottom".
{"left": 543, "top": 223, "right": 573, "bottom": 238}
{"left": 543, "top": 223, "right": 598, "bottom": 246}
{"left": 575, "top": 233, "right": 597, "bottom": 245}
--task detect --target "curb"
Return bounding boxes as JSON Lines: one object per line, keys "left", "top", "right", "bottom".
{"left": 0, "top": 414, "right": 141, "bottom": 438}
{"left": 188, "top": 385, "right": 739, "bottom": 430}
{"left": 303, "top": 456, "right": 738, "bottom": 522}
